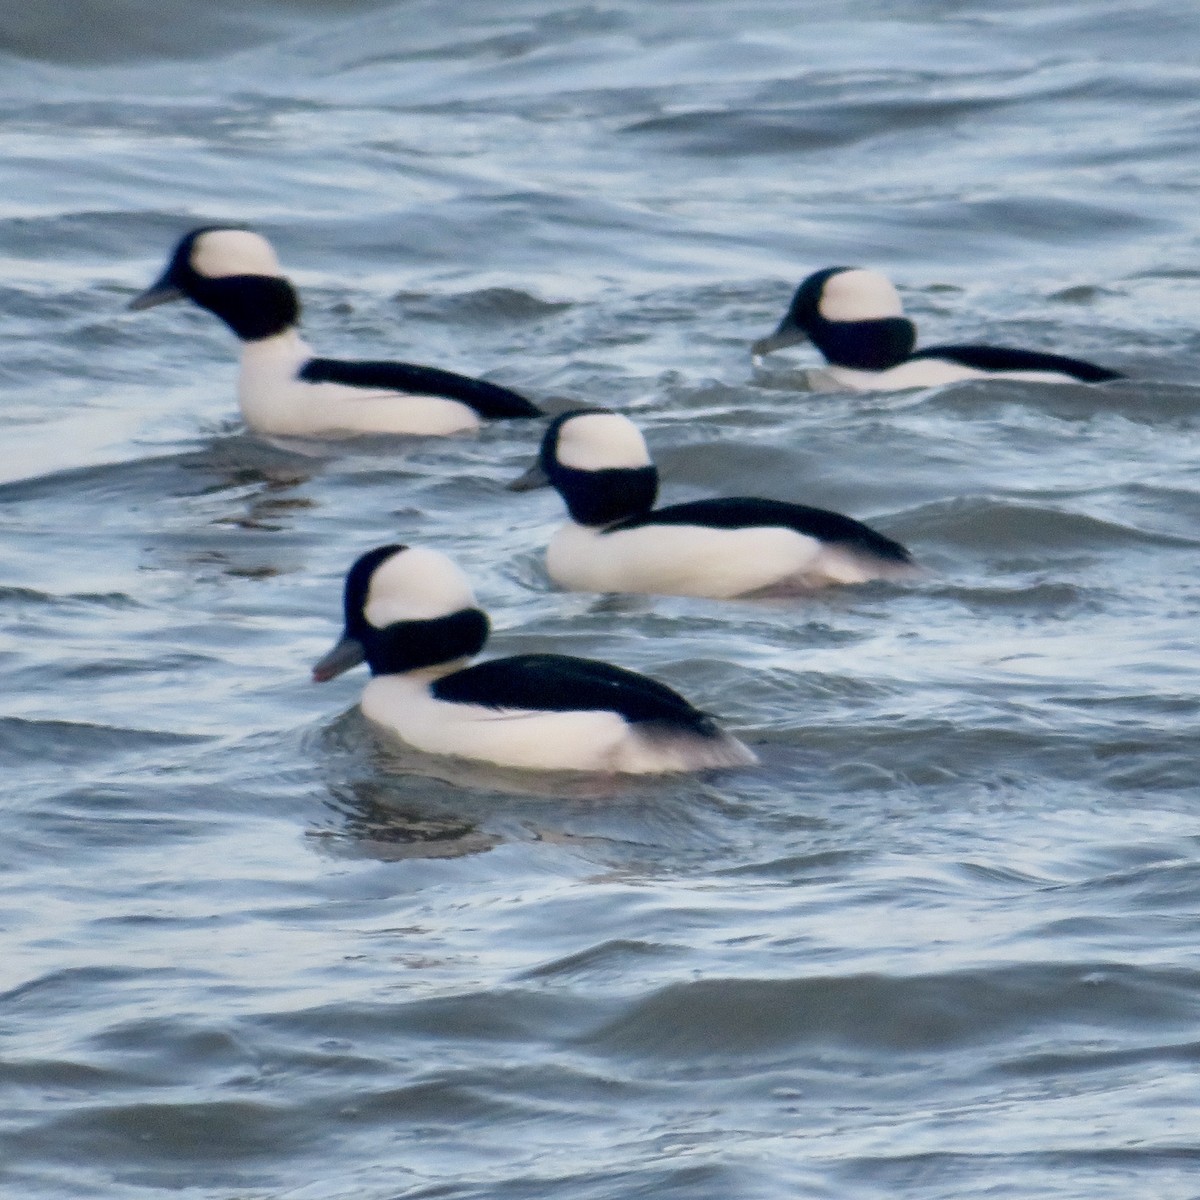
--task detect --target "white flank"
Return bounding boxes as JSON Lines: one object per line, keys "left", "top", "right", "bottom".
{"left": 818, "top": 359, "right": 1081, "bottom": 393}
{"left": 361, "top": 675, "right": 755, "bottom": 774}
{"left": 546, "top": 521, "right": 905, "bottom": 598}
{"left": 236, "top": 333, "right": 480, "bottom": 436}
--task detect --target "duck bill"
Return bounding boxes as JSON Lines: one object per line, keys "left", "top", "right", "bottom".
{"left": 312, "top": 634, "right": 366, "bottom": 682}
{"left": 507, "top": 461, "right": 550, "bottom": 492}
{"left": 751, "top": 323, "right": 807, "bottom": 357}
{"left": 128, "top": 275, "right": 185, "bottom": 311}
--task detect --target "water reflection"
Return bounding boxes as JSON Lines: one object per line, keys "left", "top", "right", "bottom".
{"left": 305, "top": 707, "right": 734, "bottom": 864}
{"left": 313, "top": 779, "right": 503, "bottom": 861}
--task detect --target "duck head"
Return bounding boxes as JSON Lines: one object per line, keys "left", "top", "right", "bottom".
{"left": 313, "top": 545, "right": 490, "bottom": 682}
{"left": 509, "top": 409, "right": 659, "bottom": 527}
{"left": 752, "top": 267, "right": 916, "bottom": 370}
{"left": 130, "top": 226, "right": 300, "bottom": 341}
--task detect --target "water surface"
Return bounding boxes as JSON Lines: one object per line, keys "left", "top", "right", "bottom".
{"left": 2, "top": 2, "right": 1199, "bottom": 1198}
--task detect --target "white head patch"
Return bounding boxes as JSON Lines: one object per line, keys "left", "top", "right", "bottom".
{"left": 364, "top": 547, "right": 476, "bottom": 628}
{"left": 556, "top": 412, "right": 651, "bottom": 471}
{"left": 818, "top": 269, "right": 904, "bottom": 322}
{"left": 191, "top": 229, "right": 283, "bottom": 279}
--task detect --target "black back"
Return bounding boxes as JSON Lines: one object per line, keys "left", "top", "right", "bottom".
{"left": 910, "top": 343, "right": 1122, "bottom": 383}
{"left": 540, "top": 409, "right": 659, "bottom": 526}
{"left": 432, "top": 653, "right": 720, "bottom": 737}
{"left": 781, "top": 268, "right": 917, "bottom": 370}
{"left": 608, "top": 497, "right": 913, "bottom": 563}
{"left": 299, "top": 358, "right": 540, "bottom": 419}
{"left": 340, "top": 545, "right": 491, "bottom": 675}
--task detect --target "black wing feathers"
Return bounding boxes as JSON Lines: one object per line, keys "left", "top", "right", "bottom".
{"left": 609, "top": 498, "right": 912, "bottom": 563}
{"left": 432, "top": 654, "right": 719, "bottom": 736}
{"left": 299, "top": 357, "right": 540, "bottom": 418}
{"left": 910, "top": 344, "right": 1121, "bottom": 383}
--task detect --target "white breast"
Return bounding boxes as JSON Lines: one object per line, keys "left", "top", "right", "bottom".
{"left": 545, "top": 521, "right": 883, "bottom": 598}
{"left": 236, "top": 334, "right": 480, "bottom": 436}
{"left": 359, "top": 676, "right": 754, "bottom": 774}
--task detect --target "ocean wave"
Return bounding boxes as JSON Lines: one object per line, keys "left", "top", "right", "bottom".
{"left": 0, "top": 0, "right": 394, "bottom": 66}
{"left": 896, "top": 496, "right": 1200, "bottom": 553}
{"left": 580, "top": 963, "right": 1200, "bottom": 1060}
{"left": 0, "top": 716, "right": 208, "bottom": 765}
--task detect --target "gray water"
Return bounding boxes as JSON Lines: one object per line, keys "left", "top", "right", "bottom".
{"left": 3, "top": 2, "right": 1200, "bottom": 1198}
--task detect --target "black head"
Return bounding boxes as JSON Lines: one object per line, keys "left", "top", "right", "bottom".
{"left": 509, "top": 409, "right": 659, "bottom": 527}
{"left": 752, "top": 266, "right": 917, "bottom": 370}
{"left": 129, "top": 226, "right": 301, "bottom": 342}
{"left": 313, "top": 545, "right": 490, "bottom": 681}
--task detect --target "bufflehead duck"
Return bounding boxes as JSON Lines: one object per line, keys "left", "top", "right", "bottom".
{"left": 129, "top": 227, "right": 541, "bottom": 436}
{"left": 751, "top": 267, "right": 1121, "bottom": 390}
{"left": 313, "top": 545, "right": 756, "bottom": 774}
{"left": 509, "top": 409, "right": 917, "bottom": 597}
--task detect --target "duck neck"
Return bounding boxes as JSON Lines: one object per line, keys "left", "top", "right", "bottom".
{"left": 555, "top": 465, "right": 659, "bottom": 527}
{"left": 405, "top": 659, "right": 474, "bottom": 684}
{"left": 812, "top": 316, "right": 916, "bottom": 370}
{"left": 191, "top": 275, "right": 302, "bottom": 342}
{"left": 238, "top": 327, "right": 311, "bottom": 365}
{"left": 362, "top": 608, "right": 490, "bottom": 677}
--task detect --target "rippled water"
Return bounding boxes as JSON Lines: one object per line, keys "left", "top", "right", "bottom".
{"left": 3, "top": 2, "right": 1200, "bottom": 1197}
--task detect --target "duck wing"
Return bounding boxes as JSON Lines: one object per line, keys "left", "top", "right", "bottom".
{"left": 299, "top": 357, "right": 541, "bottom": 418}
{"left": 432, "top": 653, "right": 719, "bottom": 736}
{"left": 609, "top": 497, "right": 912, "bottom": 564}
{"left": 910, "top": 344, "right": 1120, "bottom": 382}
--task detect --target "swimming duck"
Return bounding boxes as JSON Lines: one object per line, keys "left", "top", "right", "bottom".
{"left": 509, "top": 409, "right": 917, "bottom": 597}
{"left": 129, "top": 227, "right": 541, "bottom": 436}
{"left": 751, "top": 267, "right": 1121, "bottom": 390}
{"left": 313, "top": 544, "right": 756, "bottom": 773}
